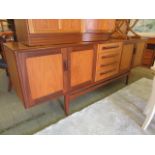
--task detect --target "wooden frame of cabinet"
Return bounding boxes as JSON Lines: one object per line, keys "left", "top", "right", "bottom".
{"left": 4, "top": 19, "right": 147, "bottom": 116}
{"left": 15, "top": 19, "right": 83, "bottom": 46}
{"left": 64, "top": 71, "right": 130, "bottom": 115}
{"left": 5, "top": 47, "right": 64, "bottom": 108}
{"left": 4, "top": 39, "right": 140, "bottom": 115}
{"left": 14, "top": 19, "right": 115, "bottom": 46}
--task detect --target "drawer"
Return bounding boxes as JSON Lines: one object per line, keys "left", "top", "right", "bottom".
{"left": 98, "top": 61, "right": 118, "bottom": 71}
{"left": 98, "top": 42, "right": 122, "bottom": 53}
{"left": 143, "top": 49, "right": 154, "bottom": 59}
{"left": 143, "top": 58, "right": 153, "bottom": 65}
{"left": 97, "top": 52, "right": 120, "bottom": 66}
{"left": 95, "top": 62, "right": 119, "bottom": 81}
{"left": 95, "top": 67, "right": 118, "bottom": 81}
{"left": 95, "top": 55, "right": 120, "bottom": 81}
{"left": 95, "top": 42, "right": 123, "bottom": 82}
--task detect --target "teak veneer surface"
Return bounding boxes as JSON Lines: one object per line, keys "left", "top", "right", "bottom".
{"left": 120, "top": 43, "right": 134, "bottom": 72}
{"left": 70, "top": 49, "right": 94, "bottom": 87}
{"left": 95, "top": 42, "right": 122, "bottom": 81}
{"left": 26, "top": 54, "right": 63, "bottom": 100}
{"left": 4, "top": 38, "right": 145, "bottom": 52}
{"left": 15, "top": 19, "right": 116, "bottom": 46}
{"left": 4, "top": 38, "right": 147, "bottom": 114}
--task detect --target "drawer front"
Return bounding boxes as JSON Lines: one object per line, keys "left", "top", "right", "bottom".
{"left": 98, "top": 42, "right": 122, "bottom": 53}
{"left": 95, "top": 42, "right": 122, "bottom": 82}
{"left": 95, "top": 68, "right": 118, "bottom": 81}
{"left": 143, "top": 49, "right": 154, "bottom": 59}
{"left": 99, "top": 62, "right": 118, "bottom": 72}
{"left": 143, "top": 58, "right": 152, "bottom": 65}
{"left": 97, "top": 52, "right": 120, "bottom": 69}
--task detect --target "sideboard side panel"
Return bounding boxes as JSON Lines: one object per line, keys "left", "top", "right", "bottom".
{"left": 4, "top": 47, "right": 23, "bottom": 101}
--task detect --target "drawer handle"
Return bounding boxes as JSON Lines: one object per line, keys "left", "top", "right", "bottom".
{"left": 102, "top": 45, "right": 119, "bottom": 50}
{"left": 100, "top": 68, "right": 116, "bottom": 75}
{"left": 100, "top": 61, "right": 117, "bottom": 67}
{"left": 101, "top": 53, "right": 119, "bottom": 59}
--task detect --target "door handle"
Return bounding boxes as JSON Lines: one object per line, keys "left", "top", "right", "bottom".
{"left": 63, "top": 60, "right": 68, "bottom": 71}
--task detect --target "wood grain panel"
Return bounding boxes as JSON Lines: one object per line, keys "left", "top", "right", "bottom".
{"left": 4, "top": 47, "right": 23, "bottom": 100}
{"left": 70, "top": 49, "right": 94, "bottom": 87}
{"left": 84, "top": 19, "right": 100, "bottom": 32}
{"left": 15, "top": 20, "right": 29, "bottom": 44}
{"left": 120, "top": 43, "right": 134, "bottom": 72}
{"left": 98, "top": 55, "right": 120, "bottom": 67}
{"left": 28, "top": 19, "right": 60, "bottom": 33}
{"left": 98, "top": 62, "right": 118, "bottom": 72}
{"left": 143, "top": 49, "right": 154, "bottom": 59}
{"left": 15, "top": 19, "right": 112, "bottom": 46}
{"left": 99, "top": 19, "right": 116, "bottom": 33}
{"left": 60, "top": 19, "right": 81, "bottom": 32}
{"left": 142, "top": 49, "right": 155, "bottom": 67}
{"left": 133, "top": 41, "right": 146, "bottom": 67}
{"left": 84, "top": 19, "right": 115, "bottom": 33}
{"left": 95, "top": 68, "right": 118, "bottom": 81}
{"left": 26, "top": 54, "right": 63, "bottom": 99}
{"left": 98, "top": 42, "right": 122, "bottom": 52}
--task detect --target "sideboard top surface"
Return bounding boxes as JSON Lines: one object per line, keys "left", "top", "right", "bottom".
{"left": 4, "top": 38, "right": 146, "bottom": 53}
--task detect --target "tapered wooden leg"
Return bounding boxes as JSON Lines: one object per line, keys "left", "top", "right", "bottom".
{"left": 8, "top": 77, "right": 12, "bottom": 92}
{"left": 5, "top": 69, "right": 12, "bottom": 92}
{"left": 125, "top": 74, "right": 129, "bottom": 85}
{"left": 64, "top": 95, "right": 70, "bottom": 116}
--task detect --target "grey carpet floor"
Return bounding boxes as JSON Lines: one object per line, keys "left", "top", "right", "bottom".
{"left": 0, "top": 67, "right": 154, "bottom": 134}
{"left": 36, "top": 78, "right": 155, "bottom": 135}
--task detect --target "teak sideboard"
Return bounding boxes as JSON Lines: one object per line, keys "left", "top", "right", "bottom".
{"left": 3, "top": 19, "right": 146, "bottom": 115}
{"left": 4, "top": 39, "right": 146, "bottom": 115}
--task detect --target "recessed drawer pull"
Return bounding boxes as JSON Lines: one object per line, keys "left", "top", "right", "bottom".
{"left": 102, "top": 45, "right": 119, "bottom": 50}
{"left": 100, "top": 61, "right": 117, "bottom": 67}
{"left": 100, "top": 68, "right": 116, "bottom": 75}
{"left": 101, "top": 53, "right": 119, "bottom": 59}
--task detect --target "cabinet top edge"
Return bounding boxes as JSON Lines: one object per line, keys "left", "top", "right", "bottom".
{"left": 4, "top": 38, "right": 146, "bottom": 53}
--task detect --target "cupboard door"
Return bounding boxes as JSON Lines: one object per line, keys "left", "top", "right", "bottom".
{"left": 26, "top": 52, "right": 63, "bottom": 101}
{"left": 28, "top": 19, "right": 60, "bottom": 33}
{"left": 60, "top": 19, "right": 81, "bottom": 32}
{"left": 133, "top": 41, "right": 146, "bottom": 67}
{"left": 120, "top": 43, "right": 134, "bottom": 72}
{"left": 84, "top": 19, "right": 115, "bottom": 33}
{"left": 69, "top": 46, "right": 94, "bottom": 89}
